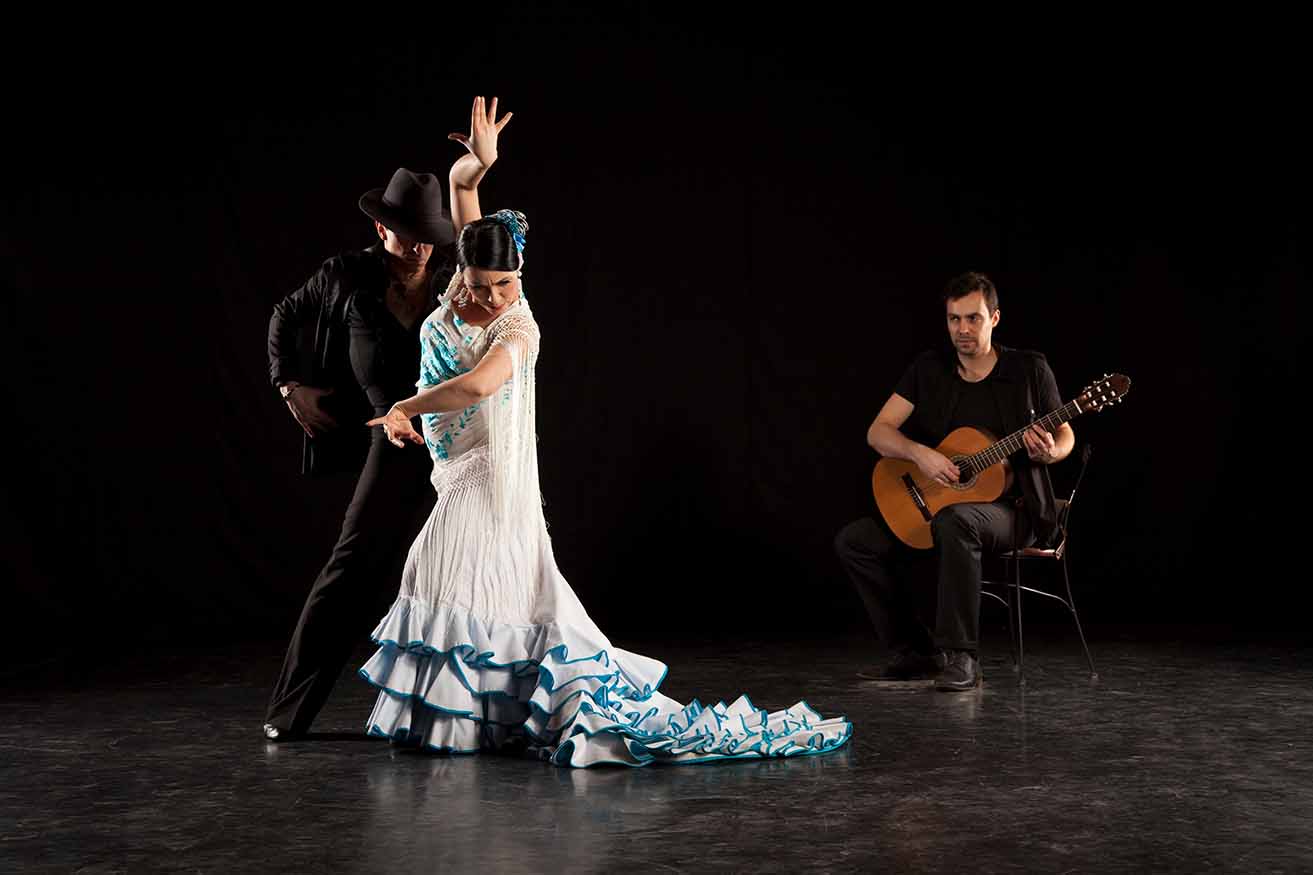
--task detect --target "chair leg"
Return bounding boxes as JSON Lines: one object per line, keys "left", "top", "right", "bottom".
{"left": 1004, "top": 554, "right": 1019, "bottom": 672}
{"left": 1013, "top": 549, "right": 1025, "bottom": 686}
{"left": 1061, "top": 556, "right": 1098, "bottom": 680}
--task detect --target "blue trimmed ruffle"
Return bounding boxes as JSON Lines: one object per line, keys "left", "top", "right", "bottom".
{"left": 359, "top": 597, "right": 853, "bottom": 767}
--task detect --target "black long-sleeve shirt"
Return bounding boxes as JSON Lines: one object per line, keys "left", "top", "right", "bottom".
{"left": 348, "top": 279, "right": 439, "bottom": 416}
{"left": 267, "top": 243, "right": 452, "bottom": 475}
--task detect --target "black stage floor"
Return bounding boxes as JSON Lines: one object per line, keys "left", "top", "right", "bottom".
{"left": 2, "top": 632, "right": 1311, "bottom": 872}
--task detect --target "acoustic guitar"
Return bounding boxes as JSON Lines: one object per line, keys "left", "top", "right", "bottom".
{"left": 872, "top": 373, "right": 1131, "bottom": 548}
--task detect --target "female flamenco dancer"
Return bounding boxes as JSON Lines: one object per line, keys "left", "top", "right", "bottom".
{"left": 360, "top": 97, "right": 853, "bottom": 766}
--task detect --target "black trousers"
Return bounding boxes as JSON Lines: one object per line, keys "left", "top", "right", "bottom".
{"left": 265, "top": 429, "right": 435, "bottom": 733}
{"left": 834, "top": 502, "right": 1033, "bottom": 653}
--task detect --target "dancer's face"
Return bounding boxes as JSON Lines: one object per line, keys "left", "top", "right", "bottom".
{"left": 376, "top": 222, "right": 433, "bottom": 271}
{"left": 945, "top": 291, "right": 999, "bottom": 357}
{"left": 463, "top": 266, "right": 521, "bottom": 318}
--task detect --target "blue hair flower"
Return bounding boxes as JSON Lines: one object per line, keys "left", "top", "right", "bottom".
{"left": 488, "top": 209, "right": 528, "bottom": 255}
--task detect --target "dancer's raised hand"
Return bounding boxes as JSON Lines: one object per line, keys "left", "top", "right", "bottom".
{"left": 449, "top": 95, "right": 513, "bottom": 179}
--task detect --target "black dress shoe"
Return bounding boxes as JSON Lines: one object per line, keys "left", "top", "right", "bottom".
{"left": 858, "top": 649, "right": 947, "bottom": 682}
{"left": 935, "top": 650, "right": 982, "bottom": 692}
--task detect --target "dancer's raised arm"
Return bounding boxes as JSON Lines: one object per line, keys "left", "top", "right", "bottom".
{"left": 447, "top": 95, "right": 513, "bottom": 236}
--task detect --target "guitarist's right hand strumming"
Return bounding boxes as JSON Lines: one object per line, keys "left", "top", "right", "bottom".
{"left": 914, "top": 446, "right": 960, "bottom": 487}
{"left": 869, "top": 392, "right": 963, "bottom": 488}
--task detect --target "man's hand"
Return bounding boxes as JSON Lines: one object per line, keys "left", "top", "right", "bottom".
{"left": 914, "top": 445, "right": 961, "bottom": 487}
{"left": 282, "top": 383, "right": 339, "bottom": 437}
{"left": 1022, "top": 424, "right": 1058, "bottom": 464}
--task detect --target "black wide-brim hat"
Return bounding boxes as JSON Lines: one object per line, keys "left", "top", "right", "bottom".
{"left": 358, "top": 168, "right": 455, "bottom": 246}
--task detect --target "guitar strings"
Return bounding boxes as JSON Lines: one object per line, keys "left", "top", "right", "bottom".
{"left": 961, "top": 401, "right": 1080, "bottom": 472}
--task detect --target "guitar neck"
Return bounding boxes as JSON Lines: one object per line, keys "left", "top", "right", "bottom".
{"left": 968, "top": 399, "right": 1084, "bottom": 470}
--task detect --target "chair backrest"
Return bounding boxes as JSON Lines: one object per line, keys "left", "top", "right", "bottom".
{"left": 1054, "top": 499, "right": 1072, "bottom": 532}
{"left": 1055, "top": 444, "right": 1094, "bottom": 540}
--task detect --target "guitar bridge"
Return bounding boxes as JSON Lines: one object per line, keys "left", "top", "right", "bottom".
{"left": 901, "top": 474, "right": 933, "bottom": 522}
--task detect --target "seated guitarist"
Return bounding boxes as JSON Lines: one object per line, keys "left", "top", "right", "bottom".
{"left": 834, "top": 272, "right": 1074, "bottom": 691}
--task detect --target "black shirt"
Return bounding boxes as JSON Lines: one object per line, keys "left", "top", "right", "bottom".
{"left": 893, "top": 347, "right": 1062, "bottom": 449}
{"left": 267, "top": 243, "right": 454, "bottom": 474}
{"left": 890, "top": 345, "right": 1066, "bottom": 543}
{"left": 947, "top": 371, "right": 1007, "bottom": 440}
{"left": 348, "top": 283, "right": 439, "bottom": 415}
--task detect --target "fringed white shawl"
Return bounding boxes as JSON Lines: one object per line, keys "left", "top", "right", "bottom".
{"left": 483, "top": 305, "right": 542, "bottom": 530}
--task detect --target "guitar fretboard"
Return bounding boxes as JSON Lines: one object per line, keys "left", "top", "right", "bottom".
{"left": 964, "top": 399, "right": 1082, "bottom": 472}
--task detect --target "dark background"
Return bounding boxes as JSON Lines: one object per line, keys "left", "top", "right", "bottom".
{"left": 1, "top": 8, "right": 1302, "bottom": 666}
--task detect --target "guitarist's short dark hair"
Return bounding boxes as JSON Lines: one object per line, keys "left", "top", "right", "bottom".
{"left": 942, "top": 272, "right": 999, "bottom": 313}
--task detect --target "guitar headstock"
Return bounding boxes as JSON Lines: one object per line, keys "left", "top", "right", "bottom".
{"left": 1077, "top": 373, "right": 1131, "bottom": 412}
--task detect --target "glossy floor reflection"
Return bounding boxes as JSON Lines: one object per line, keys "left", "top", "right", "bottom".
{"left": 2, "top": 632, "right": 1312, "bottom": 872}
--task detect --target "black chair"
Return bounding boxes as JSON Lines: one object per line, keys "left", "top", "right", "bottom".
{"left": 981, "top": 444, "right": 1098, "bottom": 682}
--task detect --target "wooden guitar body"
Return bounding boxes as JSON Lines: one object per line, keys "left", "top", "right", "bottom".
{"left": 872, "top": 427, "right": 1010, "bottom": 549}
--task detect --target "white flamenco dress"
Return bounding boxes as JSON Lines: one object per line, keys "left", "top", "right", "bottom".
{"left": 359, "top": 287, "right": 853, "bottom": 767}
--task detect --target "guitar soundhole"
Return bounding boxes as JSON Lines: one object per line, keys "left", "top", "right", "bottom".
{"left": 952, "top": 457, "right": 978, "bottom": 490}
